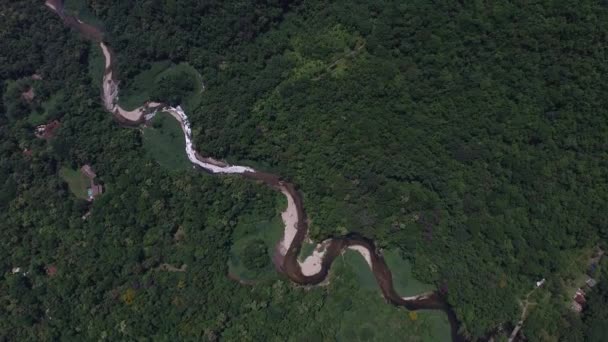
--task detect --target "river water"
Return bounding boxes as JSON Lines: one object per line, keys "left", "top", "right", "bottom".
{"left": 45, "top": 1, "right": 466, "bottom": 340}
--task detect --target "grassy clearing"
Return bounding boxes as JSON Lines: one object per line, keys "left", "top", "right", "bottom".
{"left": 59, "top": 167, "right": 89, "bottom": 199}
{"left": 298, "top": 240, "right": 317, "bottom": 262}
{"left": 341, "top": 249, "right": 378, "bottom": 291}
{"left": 28, "top": 90, "right": 64, "bottom": 126}
{"left": 228, "top": 214, "right": 284, "bottom": 282}
{"left": 3, "top": 77, "right": 62, "bottom": 125}
{"left": 326, "top": 252, "right": 451, "bottom": 342}
{"left": 157, "top": 63, "right": 203, "bottom": 112}
{"left": 118, "top": 61, "right": 172, "bottom": 110}
{"left": 142, "top": 112, "right": 191, "bottom": 171}
{"left": 118, "top": 62, "right": 202, "bottom": 112}
{"left": 384, "top": 249, "right": 435, "bottom": 297}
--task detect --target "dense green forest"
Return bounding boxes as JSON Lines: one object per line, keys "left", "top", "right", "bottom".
{"left": 2, "top": 0, "right": 608, "bottom": 340}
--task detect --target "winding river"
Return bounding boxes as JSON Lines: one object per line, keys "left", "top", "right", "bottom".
{"left": 44, "top": 1, "right": 465, "bottom": 340}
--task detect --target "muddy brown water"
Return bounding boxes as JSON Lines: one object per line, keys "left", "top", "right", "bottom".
{"left": 46, "top": 1, "right": 467, "bottom": 340}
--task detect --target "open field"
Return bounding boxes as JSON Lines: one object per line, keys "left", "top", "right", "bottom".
{"left": 384, "top": 249, "right": 435, "bottom": 297}
{"left": 142, "top": 112, "right": 191, "bottom": 171}
{"left": 322, "top": 251, "right": 451, "bottom": 342}
{"left": 59, "top": 166, "right": 89, "bottom": 199}
{"left": 118, "top": 62, "right": 203, "bottom": 112}
{"left": 228, "top": 214, "right": 284, "bottom": 282}
{"left": 118, "top": 61, "right": 172, "bottom": 110}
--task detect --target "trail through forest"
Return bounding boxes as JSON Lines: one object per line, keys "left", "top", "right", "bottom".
{"left": 44, "top": 1, "right": 465, "bottom": 340}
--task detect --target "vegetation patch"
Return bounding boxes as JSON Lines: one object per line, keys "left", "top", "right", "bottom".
{"left": 298, "top": 240, "right": 317, "bottom": 262}
{"left": 118, "top": 62, "right": 203, "bottom": 112}
{"left": 142, "top": 112, "right": 191, "bottom": 171}
{"left": 384, "top": 249, "right": 435, "bottom": 297}
{"left": 59, "top": 166, "right": 89, "bottom": 199}
{"left": 64, "top": 0, "right": 105, "bottom": 29}
{"left": 118, "top": 61, "right": 172, "bottom": 110}
{"left": 328, "top": 252, "right": 451, "bottom": 342}
{"left": 87, "top": 42, "right": 105, "bottom": 88}
{"left": 228, "top": 213, "right": 284, "bottom": 282}
{"left": 341, "top": 249, "right": 378, "bottom": 291}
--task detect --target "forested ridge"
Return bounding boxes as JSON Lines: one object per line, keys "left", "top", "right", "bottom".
{"left": 1, "top": 0, "right": 608, "bottom": 340}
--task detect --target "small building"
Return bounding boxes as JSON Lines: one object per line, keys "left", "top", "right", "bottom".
{"left": 80, "top": 165, "right": 97, "bottom": 179}
{"left": 574, "top": 289, "right": 587, "bottom": 305}
{"left": 45, "top": 265, "right": 58, "bottom": 277}
{"left": 571, "top": 288, "right": 587, "bottom": 313}
{"left": 586, "top": 278, "right": 598, "bottom": 288}
{"left": 34, "top": 120, "right": 60, "bottom": 139}
{"left": 536, "top": 278, "right": 546, "bottom": 288}
{"left": 571, "top": 301, "right": 583, "bottom": 313}
{"left": 81, "top": 165, "right": 103, "bottom": 201}
{"left": 87, "top": 184, "right": 103, "bottom": 201}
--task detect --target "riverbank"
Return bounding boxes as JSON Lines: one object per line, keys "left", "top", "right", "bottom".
{"left": 44, "top": 2, "right": 464, "bottom": 340}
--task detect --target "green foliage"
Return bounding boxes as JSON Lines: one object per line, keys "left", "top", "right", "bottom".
{"left": 118, "top": 61, "right": 172, "bottom": 110}
{"left": 59, "top": 166, "right": 89, "bottom": 200}
{"left": 384, "top": 249, "right": 434, "bottom": 297}
{"left": 240, "top": 239, "right": 269, "bottom": 272}
{"left": 2, "top": 0, "right": 608, "bottom": 340}
{"left": 119, "top": 62, "right": 202, "bottom": 110}
{"left": 151, "top": 69, "right": 196, "bottom": 107}
{"left": 228, "top": 210, "right": 283, "bottom": 282}
{"left": 2, "top": 79, "right": 31, "bottom": 120}
{"left": 142, "top": 112, "right": 191, "bottom": 171}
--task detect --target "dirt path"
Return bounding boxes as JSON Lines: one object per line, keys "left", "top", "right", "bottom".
{"left": 508, "top": 287, "right": 539, "bottom": 341}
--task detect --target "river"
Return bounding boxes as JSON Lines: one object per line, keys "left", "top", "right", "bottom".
{"left": 44, "top": 1, "right": 465, "bottom": 340}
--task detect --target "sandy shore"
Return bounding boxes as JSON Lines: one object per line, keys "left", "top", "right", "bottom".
{"left": 278, "top": 186, "right": 299, "bottom": 255}
{"left": 401, "top": 292, "right": 434, "bottom": 301}
{"left": 100, "top": 42, "right": 112, "bottom": 69}
{"left": 298, "top": 240, "right": 330, "bottom": 275}
{"left": 99, "top": 42, "right": 148, "bottom": 122}
{"left": 164, "top": 106, "right": 254, "bottom": 174}
{"left": 347, "top": 245, "right": 373, "bottom": 269}
{"left": 44, "top": 0, "right": 58, "bottom": 12}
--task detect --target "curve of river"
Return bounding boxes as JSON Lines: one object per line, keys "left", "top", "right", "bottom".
{"left": 44, "top": 1, "right": 464, "bottom": 340}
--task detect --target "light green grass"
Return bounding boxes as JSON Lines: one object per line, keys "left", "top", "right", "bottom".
{"left": 59, "top": 167, "right": 89, "bottom": 199}
{"left": 328, "top": 251, "right": 451, "bottom": 342}
{"left": 118, "top": 62, "right": 203, "bottom": 112}
{"left": 156, "top": 63, "right": 204, "bottom": 112}
{"left": 118, "top": 61, "right": 172, "bottom": 110}
{"left": 228, "top": 214, "right": 284, "bottom": 282}
{"left": 341, "top": 249, "right": 378, "bottom": 290}
{"left": 28, "top": 90, "right": 64, "bottom": 126}
{"left": 142, "top": 112, "right": 191, "bottom": 171}
{"left": 4, "top": 76, "right": 63, "bottom": 125}
{"left": 384, "top": 249, "right": 435, "bottom": 297}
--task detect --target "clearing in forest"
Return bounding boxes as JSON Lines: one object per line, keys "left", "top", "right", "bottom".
{"left": 118, "top": 62, "right": 204, "bottom": 112}
{"left": 328, "top": 252, "right": 451, "bottom": 342}
{"left": 228, "top": 209, "right": 285, "bottom": 282}
{"left": 59, "top": 166, "right": 89, "bottom": 199}
{"left": 142, "top": 112, "right": 191, "bottom": 171}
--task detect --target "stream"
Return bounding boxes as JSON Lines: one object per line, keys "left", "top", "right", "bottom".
{"left": 44, "top": 1, "right": 465, "bottom": 340}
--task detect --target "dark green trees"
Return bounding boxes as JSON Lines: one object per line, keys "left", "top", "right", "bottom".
{"left": 240, "top": 239, "right": 270, "bottom": 272}
{"left": 150, "top": 71, "right": 196, "bottom": 107}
